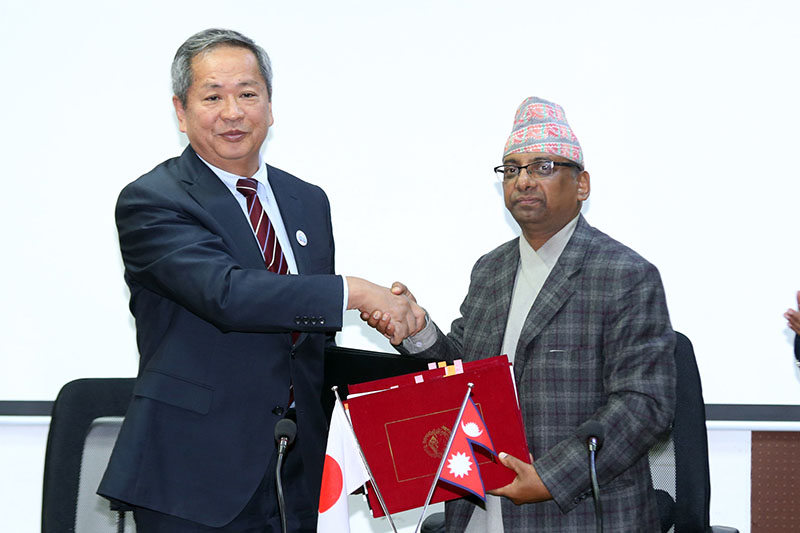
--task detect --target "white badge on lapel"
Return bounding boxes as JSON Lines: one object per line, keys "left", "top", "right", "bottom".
{"left": 296, "top": 230, "right": 308, "bottom": 247}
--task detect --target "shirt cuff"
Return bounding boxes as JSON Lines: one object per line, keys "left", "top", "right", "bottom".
{"left": 341, "top": 276, "right": 349, "bottom": 317}
{"left": 402, "top": 314, "right": 437, "bottom": 353}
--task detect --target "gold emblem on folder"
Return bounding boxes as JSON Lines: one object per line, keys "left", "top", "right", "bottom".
{"left": 422, "top": 425, "right": 452, "bottom": 458}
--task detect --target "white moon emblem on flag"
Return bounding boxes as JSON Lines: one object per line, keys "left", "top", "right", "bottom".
{"left": 461, "top": 421, "right": 483, "bottom": 438}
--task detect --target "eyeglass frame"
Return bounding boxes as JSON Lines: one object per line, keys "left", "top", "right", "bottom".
{"left": 493, "top": 159, "right": 583, "bottom": 182}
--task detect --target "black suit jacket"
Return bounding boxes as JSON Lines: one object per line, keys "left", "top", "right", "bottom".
{"left": 99, "top": 146, "right": 343, "bottom": 526}
{"left": 795, "top": 334, "right": 799, "bottom": 361}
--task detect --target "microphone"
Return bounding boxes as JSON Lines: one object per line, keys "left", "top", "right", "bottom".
{"left": 577, "top": 420, "right": 605, "bottom": 533}
{"left": 577, "top": 420, "right": 605, "bottom": 452}
{"left": 274, "top": 417, "right": 297, "bottom": 533}
{"left": 275, "top": 417, "right": 297, "bottom": 455}
{"left": 654, "top": 489, "right": 676, "bottom": 533}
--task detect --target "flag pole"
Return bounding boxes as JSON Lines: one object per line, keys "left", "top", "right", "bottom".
{"left": 414, "top": 382, "right": 474, "bottom": 533}
{"left": 332, "top": 386, "right": 398, "bottom": 533}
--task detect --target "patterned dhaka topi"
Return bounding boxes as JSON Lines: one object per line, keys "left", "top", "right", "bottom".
{"left": 503, "top": 96, "right": 583, "bottom": 167}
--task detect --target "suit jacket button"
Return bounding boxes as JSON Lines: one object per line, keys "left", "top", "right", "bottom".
{"left": 311, "top": 316, "right": 318, "bottom": 324}
{"left": 319, "top": 317, "right": 325, "bottom": 325}
{"left": 272, "top": 406, "right": 285, "bottom": 416}
{"left": 302, "top": 316, "right": 310, "bottom": 325}
{"left": 294, "top": 316, "right": 301, "bottom": 325}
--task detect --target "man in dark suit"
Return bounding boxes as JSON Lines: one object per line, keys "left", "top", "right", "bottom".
{"left": 366, "top": 97, "right": 676, "bottom": 531}
{"left": 98, "top": 28, "right": 424, "bottom": 532}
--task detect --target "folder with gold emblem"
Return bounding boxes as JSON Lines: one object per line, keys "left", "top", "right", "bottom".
{"left": 346, "top": 355, "right": 530, "bottom": 516}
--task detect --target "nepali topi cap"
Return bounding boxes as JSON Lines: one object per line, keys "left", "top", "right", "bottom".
{"left": 503, "top": 96, "right": 583, "bottom": 167}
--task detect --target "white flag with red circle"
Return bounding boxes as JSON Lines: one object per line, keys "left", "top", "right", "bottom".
{"left": 317, "top": 400, "right": 370, "bottom": 532}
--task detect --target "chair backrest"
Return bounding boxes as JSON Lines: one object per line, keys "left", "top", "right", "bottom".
{"left": 42, "top": 378, "right": 136, "bottom": 533}
{"left": 649, "top": 331, "right": 712, "bottom": 533}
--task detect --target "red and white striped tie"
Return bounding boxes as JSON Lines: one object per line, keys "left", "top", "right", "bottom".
{"left": 236, "top": 178, "right": 289, "bottom": 275}
{"left": 236, "top": 178, "right": 299, "bottom": 349}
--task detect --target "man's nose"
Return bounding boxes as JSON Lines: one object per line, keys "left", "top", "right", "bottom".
{"left": 515, "top": 167, "right": 538, "bottom": 189}
{"left": 220, "top": 97, "right": 244, "bottom": 120}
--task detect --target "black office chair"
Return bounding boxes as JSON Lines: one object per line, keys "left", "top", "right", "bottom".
{"left": 42, "top": 378, "right": 136, "bottom": 533}
{"left": 648, "top": 331, "right": 738, "bottom": 533}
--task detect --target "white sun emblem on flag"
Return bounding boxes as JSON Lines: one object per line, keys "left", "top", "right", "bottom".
{"left": 447, "top": 451, "right": 473, "bottom": 478}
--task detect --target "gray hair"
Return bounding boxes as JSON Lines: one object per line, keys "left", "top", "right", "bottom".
{"left": 171, "top": 28, "right": 272, "bottom": 106}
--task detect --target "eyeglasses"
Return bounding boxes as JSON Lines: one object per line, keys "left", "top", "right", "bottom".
{"left": 494, "top": 159, "right": 582, "bottom": 181}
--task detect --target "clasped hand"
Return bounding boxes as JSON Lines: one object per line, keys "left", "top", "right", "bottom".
{"left": 346, "top": 278, "right": 425, "bottom": 345}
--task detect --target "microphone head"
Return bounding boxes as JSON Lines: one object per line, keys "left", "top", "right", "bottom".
{"left": 654, "top": 489, "right": 676, "bottom": 532}
{"left": 274, "top": 418, "right": 297, "bottom": 446}
{"left": 576, "top": 420, "right": 605, "bottom": 448}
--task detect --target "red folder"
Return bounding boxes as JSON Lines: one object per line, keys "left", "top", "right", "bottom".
{"left": 346, "top": 355, "right": 530, "bottom": 516}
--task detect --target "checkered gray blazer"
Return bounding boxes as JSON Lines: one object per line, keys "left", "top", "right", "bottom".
{"left": 415, "top": 215, "right": 676, "bottom": 532}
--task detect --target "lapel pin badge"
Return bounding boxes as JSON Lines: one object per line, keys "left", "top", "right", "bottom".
{"left": 296, "top": 230, "right": 308, "bottom": 247}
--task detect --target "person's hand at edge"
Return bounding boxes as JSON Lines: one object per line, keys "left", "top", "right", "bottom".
{"left": 487, "top": 452, "right": 552, "bottom": 505}
{"left": 785, "top": 290, "right": 800, "bottom": 335}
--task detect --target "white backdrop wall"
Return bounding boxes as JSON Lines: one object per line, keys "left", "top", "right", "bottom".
{"left": 2, "top": 1, "right": 798, "bottom": 532}
{"left": 1, "top": 0, "right": 799, "bottom": 410}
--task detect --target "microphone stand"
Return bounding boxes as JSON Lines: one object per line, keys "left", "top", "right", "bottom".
{"left": 274, "top": 418, "right": 296, "bottom": 533}
{"left": 577, "top": 420, "right": 605, "bottom": 533}
{"left": 587, "top": 435, "right": 603, "bottom": 533}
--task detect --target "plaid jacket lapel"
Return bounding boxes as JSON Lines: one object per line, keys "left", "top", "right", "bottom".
{"left": 513, "top": 215, "right": 592, "bottom": 383}
{"left": 481, "top": 240, "right": 520, "bottom": 359}
{"left": 464, "top": 239, "right": 519, "bottom": 360}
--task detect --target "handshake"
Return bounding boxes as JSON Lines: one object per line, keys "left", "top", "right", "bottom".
{"left": 346, "top": 277, "right": 425, "bottom": 345}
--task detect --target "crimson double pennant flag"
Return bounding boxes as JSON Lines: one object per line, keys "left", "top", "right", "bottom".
{"left": 437, "top": 396, "right": 496, "bottom": 500}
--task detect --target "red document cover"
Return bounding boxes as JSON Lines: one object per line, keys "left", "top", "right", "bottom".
{"left": 346, "top": 355, "right": 530, "bottom": 516}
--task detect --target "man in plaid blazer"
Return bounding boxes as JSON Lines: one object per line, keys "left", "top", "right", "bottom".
{"left": 366, "top": 97, "right": 676, "bottom": 532}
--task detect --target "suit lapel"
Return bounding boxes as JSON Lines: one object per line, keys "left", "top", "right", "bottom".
{"left": 266, "top": 165, "right": 308, "bottom": 274}
{"left": 177, "top": 146, "right": 266, "bottom": 269}
{"left": 177, "top": 150, "right": 306, "bottom": 347}
{"left": 472, "top": 240, "right": 519, "bottom": 360}
{"left": 267, "top": 165, "right": 314, "bottom": 346}
{"left": 513, "top": 215, "right": 592, "bottom": 382}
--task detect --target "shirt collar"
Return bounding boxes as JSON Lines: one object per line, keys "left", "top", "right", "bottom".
{"left": 195, "top": 153, "right": 269, "bottom": 187}
{"left": 519, "top": 214, "right": 580, "bottom": 270}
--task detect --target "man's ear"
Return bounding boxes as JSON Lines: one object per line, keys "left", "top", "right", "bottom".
{"left": 266, "top": 100, "right": 274, "bottom": 128}
{"left": 577, "top": 170, "right": 590, "bottom": 201}
{"left": 173, "top": 95, "right": 187, "bottom": 134}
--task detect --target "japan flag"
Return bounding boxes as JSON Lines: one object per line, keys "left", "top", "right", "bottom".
{"left": 317, "top": 401, "right": 370, "bottom": 532}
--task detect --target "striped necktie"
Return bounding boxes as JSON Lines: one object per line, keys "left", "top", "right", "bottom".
{"left": 236, "top": 178, "right": 289, "bottom": 275}
{"left": 236, "top": 178, "right": 300, "bottom": 351}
